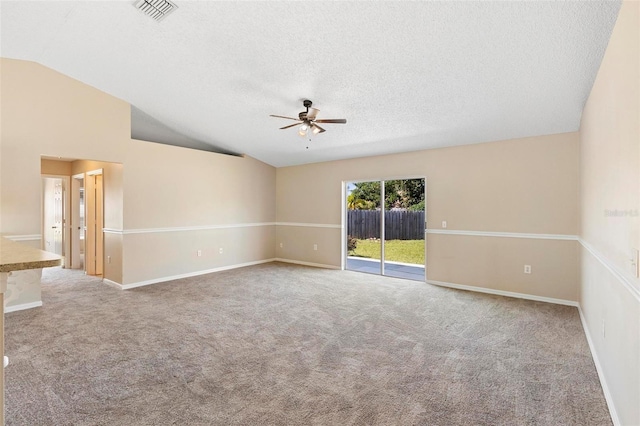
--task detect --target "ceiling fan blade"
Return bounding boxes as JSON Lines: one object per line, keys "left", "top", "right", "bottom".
{"left": 279, "top": 122, "right": 302, "bottom": 130}
{"left": 315, "top": 119, "right": 347, "bottom": 124}
{"left": 307, "top": 107, "right": 319, "bottom": 120}
{"left": 311, "top": 124, "right": 326, "bottom": 134}
{"left": 270, "top": 114, "right": 300, "bottom": 121}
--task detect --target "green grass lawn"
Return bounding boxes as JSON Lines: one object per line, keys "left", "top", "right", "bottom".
{"left": 350, "top": 239, "right": 425, "bottom": 265}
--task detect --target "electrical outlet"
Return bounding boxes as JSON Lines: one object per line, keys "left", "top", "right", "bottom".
{"left": 442, "top": 221, "right": 447, "bottom": 229}
{"left": 524, "top": 265, "right": 532, "bottom": 274}
{"left": 107, "top": 256, "right": 111, "bottom": 264}
{"left": 197, "top": 250, "right": 202, "bottom": 257}
{"left": 219, "top": 248, "right": 223, "bottom": 254}
{"left": 313, "top": 244, "right": 318, "bottom": 251}
{"left": 279, "top": 242, "right": 283, "bottom": 248}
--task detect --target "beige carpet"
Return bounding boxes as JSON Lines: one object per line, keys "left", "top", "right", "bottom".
{"left": 5, "top": 263, "right": 611, "bottom": 425}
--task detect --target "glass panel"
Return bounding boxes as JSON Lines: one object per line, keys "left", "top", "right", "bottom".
{"left": 383, "top": 179, "right": 425, "bottom": 281}
{"left": 346, "top": 180, "right": 382, "bottom": 275}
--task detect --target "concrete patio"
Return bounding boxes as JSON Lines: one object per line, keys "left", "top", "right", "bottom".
{"left": 346, "top": 257, "right": 425, "bottom": 281}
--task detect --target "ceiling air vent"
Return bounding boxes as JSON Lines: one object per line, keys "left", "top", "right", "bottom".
{"left": 135, "top": 0, "right": 177, "bottom": 22}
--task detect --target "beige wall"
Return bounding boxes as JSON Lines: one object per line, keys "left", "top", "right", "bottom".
{"left": 276, "top": 132, "right": 580, "bottom": 301}
{"left": 123, "top": 226, "right": 275, "bottom": 284}
{"left": 123, "top": 141, "right": 274, "bottom": 229}
{"left": 276, "top": 226, "right": 342, "bottom": 268}
{"left": 0, "top": 58, "right": 276, "bottom": 287}
{"left": 41, "top": 158, "right": 72, "bottom": 176}
{"left": 428, "top": 235, "right": 578, "bottom": 301}
{"left": 120, "top": 140, "right": 276, "bottom": 284}
{"left": 277, "top": 133, "right": 579, "bottom": 234}
{"left": 578, "top": 2, "right": 640, "bottom": 425}
{"left": 1, "top": 59, "right": 128, "bottom": 238}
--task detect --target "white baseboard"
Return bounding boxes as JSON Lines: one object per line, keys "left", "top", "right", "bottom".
{"left": 274, "top": 258, "right": 340, "bottom": 270}
{"left": 426, "top": 279, "right": 579, "bottom": 307}
{"left": 577, "top": 306, "right": 620, "bottom": 426}
{"left": 102, "top": 278, "right": 122, "bottom": 288}
{"left": 2, "top": 234, "right": 42, "bottom": 242}
{"left": 5, "top": 301, "right": 43, "bottom": 313}
{"left": 114, "top": 259, "right": 277, "bottom": 290}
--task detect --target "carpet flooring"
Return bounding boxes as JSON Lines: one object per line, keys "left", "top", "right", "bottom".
{"left": 5, "top": 263, "right": 611, "bottom": 425}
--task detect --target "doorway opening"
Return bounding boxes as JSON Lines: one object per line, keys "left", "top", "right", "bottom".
{"left": 41, "top": 157, "right": 112, "bottom": 277}
{"left": 345, "top": 178, "right": 426, "bottom": 281}
{"left": 71, "top": 174, "right": 85, "bottom": 270}
{"left": 42, "top": 176, "right": 69, "bottom": 265}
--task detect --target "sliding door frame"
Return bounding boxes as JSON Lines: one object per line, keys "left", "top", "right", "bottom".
{"left": 343, "top": 175, "right": 427, "bottom": 280}
{"left": 380, "top": 182, "right": 386, "bottom": 276}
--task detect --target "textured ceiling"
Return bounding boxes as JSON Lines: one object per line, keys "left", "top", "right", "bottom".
{"left": 0, "top": 1, "right": 621, "bottom": 167}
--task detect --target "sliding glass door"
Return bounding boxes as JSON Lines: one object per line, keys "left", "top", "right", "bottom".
{"left": 346, "top": 181, "right": 382, "bottom": 275}
{"left": 345, "top": 178, "right": 425, "bottom": 281}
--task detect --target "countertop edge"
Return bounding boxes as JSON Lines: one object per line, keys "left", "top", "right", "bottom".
{"left": 0, "top": 258, "right": 62, "bottom": 273}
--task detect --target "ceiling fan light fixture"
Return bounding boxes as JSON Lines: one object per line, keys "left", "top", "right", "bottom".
{"left": 311, "top": 124, "right": 322, "bottom": 134}
{"left": 298, "top": 121, "right": 313, "bottom": 136}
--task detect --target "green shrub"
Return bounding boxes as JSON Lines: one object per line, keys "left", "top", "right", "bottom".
{"left": 408, "top": 200, "right": 425, "bottom": 211}
{"left": 347, "top": 235, "right": 358, "bottom": 253}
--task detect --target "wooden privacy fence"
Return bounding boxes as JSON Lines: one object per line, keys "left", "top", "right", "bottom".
{"left": 348, "top": 210, "right": 425, "bottom": 240}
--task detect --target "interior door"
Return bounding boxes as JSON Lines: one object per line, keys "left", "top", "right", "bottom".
{"left": 54, "top": 179, "right": 63, "bottom": 255}
{"left": 43, "top": 177, "right": 64, "bottom": 256}
{"left": 95, "top": 174, "right": 103, "bottom": 275}
{"left": 85, "top": 170, "right": 103, "bottom": 276}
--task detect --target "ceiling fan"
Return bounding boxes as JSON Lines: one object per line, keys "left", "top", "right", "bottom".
{"left": 270, "top": 100, "right": 347, "bottom": 137}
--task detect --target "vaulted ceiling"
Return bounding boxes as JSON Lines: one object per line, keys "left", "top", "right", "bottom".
{"left": 0, "top": 1, "right": 621, "bottom": 167}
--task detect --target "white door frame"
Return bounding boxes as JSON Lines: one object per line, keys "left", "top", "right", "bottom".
{"left": 71, "top": 173, "right": 84, "bottom": 269}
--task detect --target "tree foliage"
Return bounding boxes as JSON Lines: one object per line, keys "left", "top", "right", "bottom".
{"left": 348, "top": 179, "right": 424, "bottom": 211}
{"left": 347, "top": 193, "right": 377, "bottom": 210}
{"left": 347, "top": 182, "right": 381, "bottom": 209}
